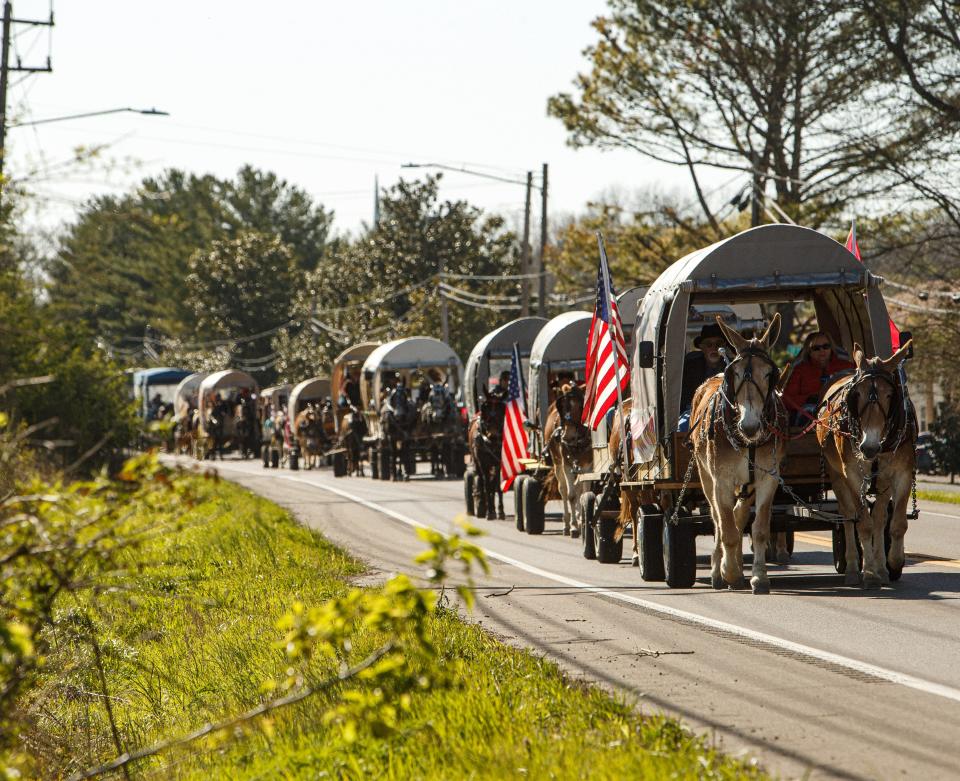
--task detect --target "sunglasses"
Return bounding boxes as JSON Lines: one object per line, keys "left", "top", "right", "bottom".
{"left": 811, "top": 344, "right": 831, "bottom": 351}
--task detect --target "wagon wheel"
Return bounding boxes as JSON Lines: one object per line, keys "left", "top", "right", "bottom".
{"left": 522, "top": 478, "right": 545, "bottom": 535}
{"left": 369, "top": 446, "right": 379, "bottom": 479}
{"left": 580, "top": 491, "right": 597, "bottom": 561}
{"left": 663, "top": 520, "right": 697, "bottom": 588}
{"left": 637, "top": 505, "right": 665, "bottom": 582}
{"left": 594, "top": 506, "right": 624, "bottom": 564}
{"left": 333, "top": 451, "right": 347, "bottom": 477}
{"left": 513, "top": 475, "right": 527, "bottom": 532}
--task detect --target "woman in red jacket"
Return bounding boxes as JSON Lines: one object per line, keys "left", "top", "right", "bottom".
{"left": 783, "top": 331, "right": 854, "bottom": 423}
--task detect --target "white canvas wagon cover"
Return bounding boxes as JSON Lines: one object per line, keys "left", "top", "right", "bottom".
{"left": 198, "top": 370, "right": 260, "bottom": 417}
{"left": 629, "top": 223, "right": 892, "bottom": 466}
{"left": 288, "top": 377, "right": 331, "bottom": 421}
{"left": 331, "top": 342, "right": 379, "bottom": 401}
{"left": 173, "top": 372, "right": 209, "bottom": 421}
{"left": 361, "top": 337, "right": 464, "bottom": 408}
{"left": 465, "top": 316, "right": 547, "bottom": 417}
{"left": 527, "top": 311, "right": 591, "bottom": 427}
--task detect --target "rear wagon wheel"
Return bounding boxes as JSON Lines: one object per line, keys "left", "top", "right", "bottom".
{"left": 664, "top": 520, "right": 697, "bottom": 588}
{"left": 580, "top": 492, "right": 597, "bottom": 560}
{"left": 514, "top": 475, "right": 527, "bottom": 532}
{"left": 523, "top": 478, "right": 545, "bottom": 535}
{"left": 637, "top": 505, "right": 665, "bottom": 581}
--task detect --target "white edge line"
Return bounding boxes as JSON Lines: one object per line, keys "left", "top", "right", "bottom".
{"left": 216, "top": 462, "right": 960, "bottom": 707}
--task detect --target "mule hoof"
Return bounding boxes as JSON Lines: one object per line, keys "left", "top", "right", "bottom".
{"left": 776, "top": 551, "right": 790, "bottom": 565}
{"left": 497, "top": 512, "right": 506, "bottom": 521}
{"left": 861, "top": 573, "right": 883, "bottom": 590}
{"left": 486, "top": 513, "right": 496, "bottom": 522}
{"left": 844, "top": 571, "right": 861, "bottom": 586}
{"left": 727, "top": 577, "right": 749, "bottom": 591}
{"left": 711, "top": 572, "right": 725, "bottom": 590}
{"left": 631, "top": 554, "right": 639, "bottom": 567}
{"left": 750, "top": 577, "right": 770, "bottom": 595}
{"left": 570, "top": 527, "right": 580, "bottom": 539}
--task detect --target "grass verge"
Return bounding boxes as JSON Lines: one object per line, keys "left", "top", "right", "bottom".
{"left": 29, "top": 475, "right": 765, "bottom": 780}
{"left": 916, "top": 489, "right": 960, "bottom": 506}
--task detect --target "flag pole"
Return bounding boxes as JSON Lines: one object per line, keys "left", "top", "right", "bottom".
{"left": 597, "top": 232, "right": 630, "bottom": 477}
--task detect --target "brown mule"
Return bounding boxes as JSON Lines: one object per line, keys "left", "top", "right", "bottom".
{"left": 817, "top": 341, "right": 916, "bottom": 588}
{"left": 690, "top": 314, "right": 785, "bottom": 594}
{"left": 543, "top": 383, "right": 592, "bottom": 536}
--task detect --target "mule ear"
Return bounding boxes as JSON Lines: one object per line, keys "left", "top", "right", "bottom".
{"left": 881, "top": 338, "right": 913, "bottom": 370}
{"left": 759, "top": 312, "right": 781, "bottom": 349}
{"left": 716, "top": 315, "right": 748, "bottom": 352}
{"left": 776, "top": 363, "right": 792, "bottom": 391}
{"left": 853, "top": 343, "right": 865, "bottom": 368}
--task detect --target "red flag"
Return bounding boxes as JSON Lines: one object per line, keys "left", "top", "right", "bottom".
{"left": 846, "top": 221, "right": 900, "bottom": 350}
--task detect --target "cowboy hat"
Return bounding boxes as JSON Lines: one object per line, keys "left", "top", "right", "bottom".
{"left": 693, "top": 323, "right": 730, "bottom": 349}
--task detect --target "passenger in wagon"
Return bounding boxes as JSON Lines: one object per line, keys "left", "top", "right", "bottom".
{"left": 677, "top": 324, "right": 729, "bottom": 431}
{"left": 783, "top": 331, "right": 854, "bottom": 424}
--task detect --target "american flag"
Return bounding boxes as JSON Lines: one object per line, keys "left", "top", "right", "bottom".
{"left": 582, "top": 233, "right": 630, "bottom": 430}
{"left": 500, "top": 344, "right": 529, "bottom": 492}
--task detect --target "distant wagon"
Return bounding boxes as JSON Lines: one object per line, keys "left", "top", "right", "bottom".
{"left": 360, "top": 337, "right": 465, "bottom": 480}
{"left": 196, "top": 369, "right": 260, "bottom": 460}
{"left": 132, "top": 367, "right": 193, "bottom": 449}
{"left": 287, "top": 376, "right": 337, "bottom": 472}
{"left": 511, "top": 311, "right": 592, "bottom": 534}
{"left": 331, "top": 342, "right": 380, "bottom": 428}
{"left": 462, "top": 316, "right": 548, "bottom": 517}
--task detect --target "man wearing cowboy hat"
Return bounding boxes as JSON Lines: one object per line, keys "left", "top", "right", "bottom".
{"left": 678, "top": 323, "right": 730, "bottom": 431}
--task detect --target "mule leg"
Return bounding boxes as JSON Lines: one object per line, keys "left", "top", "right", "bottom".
{"left": 711, "top": 475, "right": 744, "bottom": 588}
{"left": 485, "top": 469, "right": 497, "bottom": 521}
{"left": 887, "top": 478, "right": 910, "bottom": 574}
{"left": 774, "top": 532, "right": 790, "bottom": 565}
{"left": 861, "top": 490, "right": 890, "bottom": 589}
{"left": 749, "top": 475, "right": 777, "bottom": 594}
{"left": 558, "top": 466, "right": 572, "bottom": 536}
{"left": 497, "top": 485, "right": 505, "bottom": 520}
{"left": 831, "top": 477, "right": 864, "bottom": 586}
{"left": 697, "top": 458, "right": 724, "bottom": 589}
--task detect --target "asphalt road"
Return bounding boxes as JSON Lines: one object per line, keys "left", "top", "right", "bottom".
{"left": 181, "top": 455, "right": 960, "bottom": 780}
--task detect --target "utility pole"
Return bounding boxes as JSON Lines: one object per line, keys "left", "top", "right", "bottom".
{"left": 750, "top": 151, "right": 761, "bottom": 228}
{"left": 520, "top": 171, "right": 532, "bottom": 317}
{"left": 0, "top": 1, "right": 54, "bottom": 188}
{"left": 537, "top": 162, "right": 548, "bottom": 317}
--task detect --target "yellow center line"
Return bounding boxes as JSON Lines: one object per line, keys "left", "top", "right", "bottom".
{"left": 792, "top": 531, "right": 960, "bottom": 570}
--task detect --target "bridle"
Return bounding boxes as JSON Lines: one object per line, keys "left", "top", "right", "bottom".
{"left": 839, "top": 364, "right": 911, "bottom": 456}
{"left": 553, "top": 387, "right": 590, "bottom": 456}
{"left": 717, "top": 345, "right": 783, "bottom": 448}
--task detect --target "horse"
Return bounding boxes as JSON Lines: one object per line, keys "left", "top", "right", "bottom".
{"left": 295, "top": 404, "right": 326, "bottom": 469}
{"left": 817, "top": 340, "right": 916, "bottom": 588}
{"left": 380, "top": 386, "right": 417, "bottom": 480}
{"left": 420, "top": 383, "right": 460, "bottom": 477}
{"left": 234, "top": 400, "right": 259, "bottom": 459}
{"left": 690, "top": 314, "right": 784, "bottom": 594}
{"left": 543, "top": 382, "right": 592, "bottom": 537}
{"left": 338, "top": 404, "right": 368, "bottom": 476}
{"left": 467, "top": 387, "right": 507, "bottom": 520}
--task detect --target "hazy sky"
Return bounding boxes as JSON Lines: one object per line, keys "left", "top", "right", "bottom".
{"left": 7, "top": 1, "right": 738, "bottom": 238}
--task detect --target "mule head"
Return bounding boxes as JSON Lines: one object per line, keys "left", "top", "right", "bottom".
{"left": 716, "top": 313, "right": 781, "bottom": 443}
{"left": 847, "top": 341, "right": 910, "bottom": 460}
{"left": 554, "top": 383, "right": 587, "bottom": 444}
{"left": 479, "top": 392, "right": 506, "bottom": 437}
